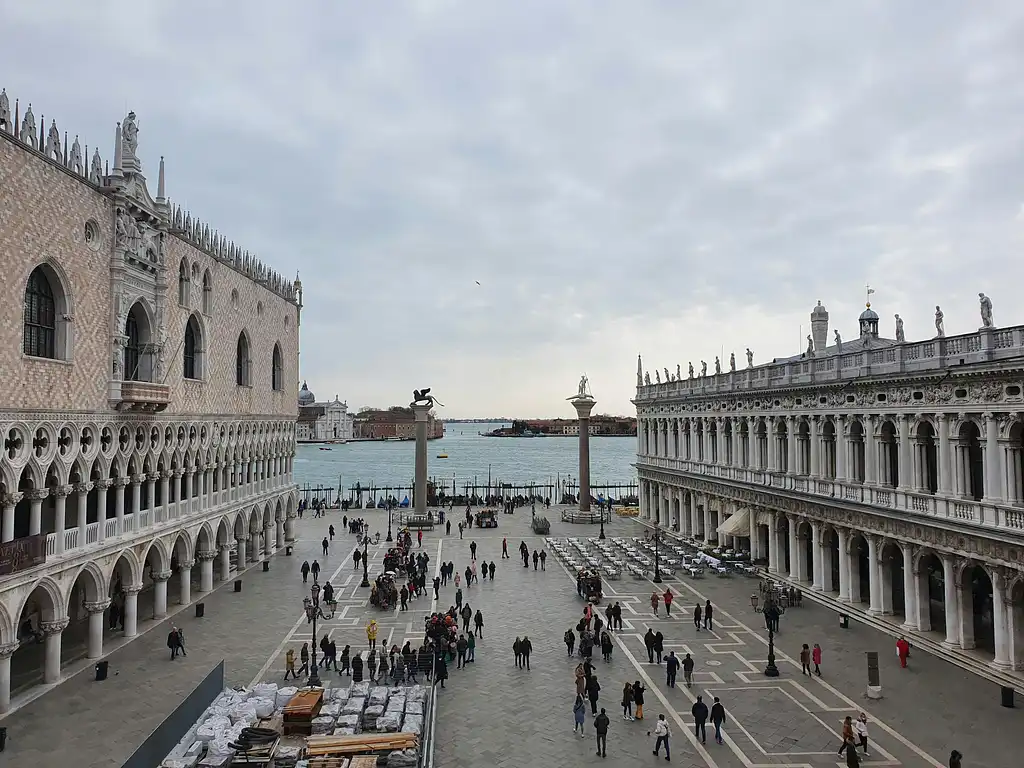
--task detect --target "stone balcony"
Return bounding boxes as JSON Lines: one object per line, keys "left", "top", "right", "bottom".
{"left": 115, "top": 381, "right": 171, "bottom": 412}
{"left": 636, "top": 324, "right": 1024, "bottom": 400}
{"left": 636, "top": 454, "right": 1024, "bottom": 541}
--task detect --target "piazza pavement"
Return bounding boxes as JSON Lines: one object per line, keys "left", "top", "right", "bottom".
{"left": 1, "top": 506, "right": 1019, "bottom": 768}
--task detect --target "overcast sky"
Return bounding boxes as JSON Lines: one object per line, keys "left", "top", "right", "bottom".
{"left": 3, "top": 2, "right": 1023, "bottom": 418}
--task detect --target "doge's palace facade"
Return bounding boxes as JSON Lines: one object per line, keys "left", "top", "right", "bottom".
{"left": 0, "top": 87, "right": 299, "bottom": 711}
{"left": 635, "top": 297, "right": 1024, "bottom": 684}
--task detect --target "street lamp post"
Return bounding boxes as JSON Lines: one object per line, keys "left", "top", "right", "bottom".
{"left": 599, "top": 506, "right": 606, "bottom": 540}
{"left": 305, "top": 584, "right": 323, "bottom": 687}
{"left": 386, "top": 505, "right": 393, "bottom": 542}
{"left": 764, "top": 628, "right": 780, "bottom": 677}
{"left": 360, "top": 535, "right": 370, "bottom": 588}
{"left": 652, "top": 525, "right": 663, "bottom": 584}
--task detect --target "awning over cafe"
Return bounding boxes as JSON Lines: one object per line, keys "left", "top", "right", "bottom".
{"left": 717, "top": 508, "right": 751, "bottom": 538}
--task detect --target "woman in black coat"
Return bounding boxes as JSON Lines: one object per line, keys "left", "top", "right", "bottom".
{"left": 600, "top": 631, "right": 613, "bottom": 662}
{"left": 351, "top": 653, "right": 364, "bottom": 683}
{"left": 631, "top": 681, "right": 645, "bottom": 720}
{"left": 586, "top": 673, "right": 601, "bottom": 715}
{"left": 434, "top": 652, "right": 448, "bottom": 688}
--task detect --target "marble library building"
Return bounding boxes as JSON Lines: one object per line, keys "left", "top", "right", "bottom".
{"left": 0, "top": 87, "right": 300, "bottom": 712}
{"left": 635, "top": 297, "right": 1024, "bottom": 683}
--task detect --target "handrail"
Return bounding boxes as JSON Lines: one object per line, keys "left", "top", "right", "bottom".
{"left": 421, "top": 655, "right": 439, "bottom": 768}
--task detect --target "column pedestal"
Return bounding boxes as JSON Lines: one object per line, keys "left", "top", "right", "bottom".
{"left": 569, "top": 394, "right": 597, "bottom": 513}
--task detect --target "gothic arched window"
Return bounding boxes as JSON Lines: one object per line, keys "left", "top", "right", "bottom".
{"left": 24, "top": 267, "right": 56, "bottom": 358}
{"left": 272, "top": 343, "right": 284, "bottom": 391}
{"left": 236, "top": 332, "right": 251, "bottom": 386}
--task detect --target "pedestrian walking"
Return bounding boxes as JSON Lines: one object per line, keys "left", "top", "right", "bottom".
{"left": 540, "top": 549, "right": 547, "bottom": 570}
{"left": 587, "top": 672, "right": 601, "bottom": 715}
{"left": 949, "top": 749, "right": 963, "bottom": 768}
{"left": 575, "top": 663, "right": 587, "bottom": 697}
{"left": 322, "top": 537, "right": 329, "bottom": 556}
{"left": 299, "top": 643, "right": 310, "bottom": 677}
{"left": 704, "top": 600, "right": 714, "bottom": 630}
{"left": 418, "top": 529, "right": 423, "bottom": 547}
{"left": 896, "top": 635, "right": 910, "bottom": 668}
{"left": 838, "top": 716, "right": 855, "bottom": 756}
{"left": 167, "top": 627, "right": 182, "bottom": 660}
{"left": 456, "top": 634, "right": 469, "bottom": 668}
{"left": 682, "top": 653, "right": 694, "bottom": 687}
{"left": 446, "top": 520, "right": 451, "bottom": 535}
{"left": 644, "top": 628, "right": 656, "bottom": 663}
{"left": 311, "top": 560, "right": 321, "bottom": 582}
{"left": 621, "top": 682, "right": 634, "bottom": 720}
{"left": 692, "top": 695, "right": 708, "bottom": 744}
{"left": 366, "top": 619, "right": 378, "bottom": 649}
{"left": 458, "top": 522, "right": 464, "bottom": 539}
{"left": 464, "top": 565, "right": 472, "bottom": 588}
{"left": 654, "top": 631, "right": 664, "bottom": 664}
{"left": 632, "top": 681, "right": 645, "bottom": 720}
{"left": 693, "top": 603, "right": 702, "bottom": 631}
{"left": 353, "top": 549, "right": 361, "bottom": 571}
{"left": 594, "top": 707, "right": 610, "bottom": 758}
{"left": 710, "top": 696, "right": 726, "bottom": 744}
{"left": 565, "top": 628, "right": 576, "bottom": 656}
{"left": 521, "top": 635, "right": 533, "bottom": 670}
{"left": 301, "top": 560, "right": 310, "bottom": 582}
{"left": 329, "top": 524, "right": 335, "bottom": 540}
{"left": 502, "top": 537, "right": 509, "bottom": 558}
{"left": 455, "top": 587, "right": 463, "bottom": 609}
{"left": 533, "top": 550, "right": 539, "bottom": 570}
{"left": 600, "top": 630, "right": 613, "bottom": 662}
{"left": 351, "top": 652, "right": 363, "bottom": 683}
{"left": 650, "top": 590, "right": 659, "bottom": 616}
{"left": 663, "top": 588, "right": 673, "bottom": 616}
{"left": 470, "top": 541, "right": 477, "bottom": 560}
{"left": 573, "top": 694, "right": 587, "bottom": 737}
{"left": 488, "top": 561, "right": 496, "bottom": 580}
{"left": 650, "top": 714, "right": 671, "bottom": 760}
{"left": 474, "top": 609, "right": 484, "bottom": 637}
{"left": 466, "top": 632, "right": 476, "bottom": 663}
{"left": 812, "top": 643, "right": 822, "bottom": 676}
{"left": 284, "top": 648, "right": 298, "bottom": 679}
{"left": 800, "top": 644, "right": 811, "bottom": 675}
{"left": 665, "top": 651, "right": 680, "bottom": 687}
{"left": 471, "top": 560, "right": 478, "bottom": 583}
{"left": 854, "top": 713, "right": 869, "bottom": 755}
{"left": 340, "top": 644, "right": 351, "bottom": 676}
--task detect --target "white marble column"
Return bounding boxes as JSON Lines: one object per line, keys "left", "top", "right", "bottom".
{"left": 220, "top": 544, "right": 232, "bottom": 581}
{"left": 95, "top": 480, "right": 109, "bottom": 542}
{"left": 809, "top": 417, "right": 821, "bottom": 478}
{"left": 956, "top": 565, "right": 976, "bottom": 650}
{"left": 84, "top": 600, "right": 110, "bottom": 659}
{"left": 153, "top": 571, "right": 171, "bottom": 618}
{"left": 1, "top": 493, "right": 21, "bottom": 543}
{"left": 900, "top": 543, "right": 917, "bottom": 629}
{"left": 897, "top": 414, "right": 912, "bottom": 491}
{"left": 199, "top": 551, "right": 216, "bottom": 592}
{"left": 114, "top": 478, "right": 127, "bottom": 533}
{"left": 865, "top": 417, "right": 878, "bottom": 484}
{"left": 810, "top": 522, "right": 823, "bottom": 590}
{"left": 265, "top": 521, "right": 275, "bottom": 554}
{"left": 941, "top": 555, "right": 959, "bottom": 646}
{"left": 75, "top": 482, "right": 91, "bottom": 549}
{"left": 28, "top": 489, "right": 46, "bottom": 535}
{"left": 179, "top": 560, "right": 194, "bottom": 605}
{"left": 0, "top": 642, "right": 18, "bottom": 713}
{"left": 820, "top": 533, "right": 835, "bottom": 592}
{"left": 767, "top": 514, "right": 779, "bottom": 573}
{"left": 42, "top": 619, "right": 69, "bottom": 683}
{"left": 766, "top": 418, "right": 777, "bottom": 471}
{"left": 788, "top": 519, "right": 799, "bottom": 580}
{"left": 836, "top": 418, "right": 849, "bottom": 482}
{"left": 786, "top": 416, "right": 797, "bottom": 475}
{"left": 867, "top": 535, "right": 882, "bottom": 614}
{"left": 237, "top": 537, "right": 248, "bottom": 567}
{"left": 937, "top": 414, "right": 953, "bottom": 495}
{"left": 276, "top": 518, "right": 284, "bottom": 549}
{"left": 985, "top": 413, "right": 1004, "bottom": 503}
{"left": 285, "top": 513, "right": 296, "bottom": 543}
{"left": 837, "top": 528, "right": 851, "bottom": 601}
{"left": 991, "top": 568, "right": 1012, "bottom": 668}
{"left": 54, "top": 485, "right": 70, "bottom": 555}
{"left": 913, "top": 560, "right": 931, "bottom": 632}
{"left": 124, "top": 586, "right": 141, "bottom": 637}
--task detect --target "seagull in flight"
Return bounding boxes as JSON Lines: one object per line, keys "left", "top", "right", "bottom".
{"left": 475, "top": 281, "right": 481, "bottom": 286}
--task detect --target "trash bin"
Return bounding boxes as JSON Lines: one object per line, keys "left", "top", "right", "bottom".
{"left": 262, "top": 561, "right": 270, "bottom": 572}
{"left": 286, "top": 545, "right": 293, "bottom": 556}
{"left": 839, "top": 613, "right": 849, "bottom": 629}
{"left": 234, "top": 579, "right": 242, "bottom": 593}
{"left": 1001, "top": 686, "right": 1015, "bottom": 708}
{"left": 95, "top": 660, "right": 108, "bottom": 681}
{"left": 195, "top": 602, "right": 205, "bottom": 618}
{"left": 0, "top": 725, "right": 7, "bottom": 752}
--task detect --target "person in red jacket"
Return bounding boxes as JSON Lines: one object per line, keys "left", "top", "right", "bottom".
{"left": 895, "top": 636, "right": 910, "bottom": 668}
{"left": 811, "top": 643, "right": 822, "bottom": 676}
{"left": 663, "top": 589, "right": 673, "bottom": 617}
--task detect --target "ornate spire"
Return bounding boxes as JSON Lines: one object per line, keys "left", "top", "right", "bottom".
{"left": 156, "top": 156, "right": 166, "bottom": 202}
{"left": 111, "top": 121, "right": 123, "bottom": 176}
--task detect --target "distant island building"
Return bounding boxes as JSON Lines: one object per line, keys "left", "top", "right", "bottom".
{"left": 296, "top": 382, "right": 354, "bottom": 442}
{"left": 354, "top": 406, "right": 445, "bottom": 440}
{"left": 484, "top": 416, "right": 637, "bottom": 437}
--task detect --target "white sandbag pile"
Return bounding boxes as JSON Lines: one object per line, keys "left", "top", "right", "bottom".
{"left": 335, "top": 714, "right": 361, "bottom": 732}
{"left": 273, "top": 745, "right": 302, "bottom": 768}
{"left": 401, "top": 715, "right": 423, "bottom": 736}
{"left": 404, "top": 701, "right": 424, "bottom": 716}
{"left": 342, "top": 697, "right": 366, "bottom": 716}
{"left": 368, "top": 686, "right": 389, "bottom": 707}
{"left": 405, "top": 685, "right": 427, "bottom": 703}
{"left": 350, "top": 682, "right": 370, "bottom": 698}
{"left": 276, "top": 686, "right": 299, "bottom": 710}
{"left": 375, "top": 713, "right": 402, "bottom": 732}
{"left": 319, "top": 702, "right": 343, "bottom": 719}
{"left": 330, "top": 687, "right": 350, "bottom": 703}
{"left": 386, "top": 695, "right": 406, "bottom": 714}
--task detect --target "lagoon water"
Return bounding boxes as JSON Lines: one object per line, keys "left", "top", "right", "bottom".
{"left": 294, "top": 421, "right": 637, "bottom": 495}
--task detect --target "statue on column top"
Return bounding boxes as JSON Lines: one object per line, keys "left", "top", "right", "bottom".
{"left": 935, "top": 305, "right": 945, "bottom": 338}
{"left": 746, "top": 348, "right": 754, "bottom": 368}
{"left": 676, "top": 364, "right": 681, "bottom": 381}
{"left": 700, "top": 360, "right": 707, "bottom": 377}
{"left": 729, "top": 353, "right": 736, "bottom": 372}
{"left": 714, "top": 357, "right": 721, "bottom": 375}
{"left": 806, "top": 335, "right": 815, "bottom": 357}
{"left": 663, "top": 367, "right": 670, "bottom": 383}
{"left": 122, "top": 111, "right": 139, "bottom": 160}
{"left": 688, "top": 362, "right": 694, "bottom": 379}
{"left": 894, "top": 314, "right": 905, "bottom": 342}
{"left": 834, "top": 329, "right": 842, "bottom": 354}
{"left": 655, "top": 370, "right": 661, "bottom": 384}
{"left": 979, "top": 293, "right": 994, "bottom": 328}
{"left": 644, "top": 372, "right": 651, "bottom": 386}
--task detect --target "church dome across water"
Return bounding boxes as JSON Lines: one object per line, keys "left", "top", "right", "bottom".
{"left": 298, "top": 381, "right": 315, "bottom": 405}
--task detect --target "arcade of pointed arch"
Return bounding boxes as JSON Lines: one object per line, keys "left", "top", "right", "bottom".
{"left": 0, "top": 490, "right": 296, "bottom": 646}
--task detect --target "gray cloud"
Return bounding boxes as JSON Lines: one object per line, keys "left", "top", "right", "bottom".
{"left": 2, "top": 1, "right": 1023, "bottom": 416}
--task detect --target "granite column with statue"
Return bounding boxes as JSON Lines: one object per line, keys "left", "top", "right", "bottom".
{"left": 568, "top": 376, "right": 597, "bottom": 514}
{"left": 412, "top": 404, "right": 432, "bottom": 516}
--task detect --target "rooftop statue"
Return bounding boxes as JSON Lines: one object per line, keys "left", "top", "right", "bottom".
{"left": 688, "top": 362, "right": 694, "bottom": 379}
{"left": 644, "top": 372, "right": 651, "bottom": 386}
{"left": 714, "top": 357, "right": 721, "bottom": 375}
{"left": 729, "top": 353, "right": 736, "bottom": 372}
{"left": 700, "top": 361, "right": 707, "bottom": 377}
{"left": 746, "top": 348, "right": 753, "bottom": 368}
{"left": 979, "top": 293, "right": 994, "bottom": 328}
{"left": 834, "top": 329, "right": 842, "bottom": 354}
{"left": 935, "top": 305, "right": 945, "bottom": 338}
{"left": 806, "top": 334, "right": 814, "bottom": 357}
{"left": 895, "top": 314, "right": 905, "bottom": 342}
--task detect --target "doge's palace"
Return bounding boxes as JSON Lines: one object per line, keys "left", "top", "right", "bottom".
{"left": 635, "top": 295, "right": 1024, "bottom": 685}
{"left": 0, "top": 87, "right": 299, "bottom": 711}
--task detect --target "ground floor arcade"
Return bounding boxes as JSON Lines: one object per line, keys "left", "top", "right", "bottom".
{"left": 638, "top": 474, "right": 1024, "bottom": 675}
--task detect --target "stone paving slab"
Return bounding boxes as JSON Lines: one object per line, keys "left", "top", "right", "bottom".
{"left": 5, "top": 506, "right": 1022, "bottom": 768}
